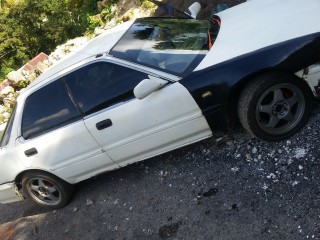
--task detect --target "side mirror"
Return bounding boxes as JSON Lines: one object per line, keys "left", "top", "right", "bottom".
{"left": 188, "top": 2, "right": 201, "bottom": 19}
{"left": 134, "top": 76, "right": 168, "bottom": 99}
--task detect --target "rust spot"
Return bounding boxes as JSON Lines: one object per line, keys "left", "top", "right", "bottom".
{"left": 0, "top": 225, "right": 16, "bottom": 240}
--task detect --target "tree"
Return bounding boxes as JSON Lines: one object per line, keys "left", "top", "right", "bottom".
{"left": 0, "top": 0, "right": 99, "bottom": 79}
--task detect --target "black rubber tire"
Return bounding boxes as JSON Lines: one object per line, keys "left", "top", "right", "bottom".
{"left": 238, "top": 72, "right": 314, "bottom": 141}
{"left": 22, "top": 170, "right": 74, "bottom": 209}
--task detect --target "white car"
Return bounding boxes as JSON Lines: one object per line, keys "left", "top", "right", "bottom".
{"left": 1, "top": 0, "right": 320, "bottom": 208}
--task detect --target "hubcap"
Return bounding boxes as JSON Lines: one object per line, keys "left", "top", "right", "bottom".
{"left": 26, "top": 177, "right": 62, "bottom": 206}
{"left": 255, "top": 83, "right": 305, "bottom": 135}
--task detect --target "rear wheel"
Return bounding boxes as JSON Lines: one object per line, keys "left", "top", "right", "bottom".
{"left": 238, "top": 72, "right": 314, "bottom": 141}
{"left": 22, "top": 171, "right": 74, "bottom": 209}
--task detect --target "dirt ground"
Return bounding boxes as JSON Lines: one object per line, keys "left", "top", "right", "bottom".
{"left": 2, "top": 106, "right": 320, "bottom": 239}
{"left": 5, "top": 1, "right": 320, "bottom": 240}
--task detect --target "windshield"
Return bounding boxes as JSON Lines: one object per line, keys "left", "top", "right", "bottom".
{"left": 0, "top": 105, "right": 17, "bottom": 147}
{"left": 111, "top": 18, "right": 219, "bottom": 77}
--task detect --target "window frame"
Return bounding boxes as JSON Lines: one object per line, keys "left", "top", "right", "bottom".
{"left": 64, "top": 59, "right": 157, "bottom": 116}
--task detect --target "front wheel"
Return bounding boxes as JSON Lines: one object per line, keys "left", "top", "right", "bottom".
{"left": 238, "top": 72, "right": 314, "bottom": 141}
{"left": 22, "top": 171, "right": 74, "bottom": 209}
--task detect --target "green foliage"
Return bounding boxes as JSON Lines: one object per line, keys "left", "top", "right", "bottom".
{"left": 0, "top": 0, "right": 99, "bottom": 79}
{"left": 86, "top": 0, "right": 119, "bottom": 33}
{"left": 0, "top": 0, "right": 146, "bottom": 80}
{"left": 87, "top": 14, "right": 104, "bottom": 32}
{"left": 140, "top": 0, "right": 154, "bottom": 9}
{"left": 17, "top": 80, "right": 30, "bottom": 89}
{"left": 0, "top": 67, "right": 14, "bottom": 80}
{"left": 101, "top": 4, "right": 117, "bottom": 22}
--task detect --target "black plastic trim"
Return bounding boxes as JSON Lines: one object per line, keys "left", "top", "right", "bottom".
{"left": 0, "top": 180, "right": 15, "bottom": 186}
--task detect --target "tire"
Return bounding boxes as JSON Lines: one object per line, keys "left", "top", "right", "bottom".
{"left": 22, "top": 171, "right": 74, "bottom": 209}
{"left": 238, "top": 72, "right": 314, "bottom": 141}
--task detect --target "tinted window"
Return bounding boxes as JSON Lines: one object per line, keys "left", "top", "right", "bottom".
{"left": 65, "top": 61, "right": 148, "bottom": 115}
{"left": 111, "top": 18, "right": 212, "bottom": 77}
{"left": 22, "top": 80, "right": 81, "bottom": 139}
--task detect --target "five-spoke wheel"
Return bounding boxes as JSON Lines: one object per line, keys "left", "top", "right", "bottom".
{"left": 238, "top": 72, "right": 313, "bottom": 141}
{"left": 22, "top": 171, "right": 74, "bottom": 209}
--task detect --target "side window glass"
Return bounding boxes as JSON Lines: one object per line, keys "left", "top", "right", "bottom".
{"left": 0, "top": 105, "right": 17, "bottom": 147}
{"left": 22, "top": 80, "right": 81, "bottom": 139}
{"left": 65, "top": 61, "right": 148, "bottom": 115}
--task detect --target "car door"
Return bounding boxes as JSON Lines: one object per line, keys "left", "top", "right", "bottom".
{"left": 15, "top": 79, "right": 117, "bottom": 183}
{"left": 65, "top": 60, "right": 212, "bottom": 167}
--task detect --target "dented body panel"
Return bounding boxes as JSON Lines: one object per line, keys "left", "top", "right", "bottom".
{"left": 196, "top": 0, "right": 320, "bottom": 70}
{"left": 180, "top": 33, "right": 320, "bottom": 132}
{"left": 296, "top": 64, "right": 320, "bottom": 97}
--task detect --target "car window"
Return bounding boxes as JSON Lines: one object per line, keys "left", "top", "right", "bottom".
{"left": 0, "top": 105, "right": 17, "bottom": 147}
{"left": 111, "top": 18, "right": 212, "bottom": 77}
{"left": 22, "top": 80, "right": 81, "bottom": 139}
{"left": 65, "top": 61, "right": 148, "bottom": 115}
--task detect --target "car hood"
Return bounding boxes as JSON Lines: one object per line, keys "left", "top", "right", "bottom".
{"left": 195, "top": 0, "right": 320, "bottom": 71}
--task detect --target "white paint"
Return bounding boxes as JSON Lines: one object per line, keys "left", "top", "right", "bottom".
{"left": 15, "top": 120, "right": 117, "bottom": 184}
{"left": 0, "top": 67, "right": 212, "bottom": 204}
{"left": 188, "top": 2, "right": 201, "bottom": 19}
{"left": 84, "top": 82, "right": 211, "bottom": 167}
{"left": 133, "top": 76, "right": 168, "bottom": 99}
{"left": 296, "top": 64, "right": 320, "bottom": 96}
{"left": 196, "top": 0, "right": 320, "bottom": 70}
{"left": 0, "top": 183, "right": 24, "bottom": 204}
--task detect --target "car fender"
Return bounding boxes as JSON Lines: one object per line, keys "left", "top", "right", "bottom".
{"left": 181, "top": 33, "right": 320, "bottom": 132}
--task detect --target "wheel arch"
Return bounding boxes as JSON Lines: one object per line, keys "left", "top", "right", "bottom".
{"left": 225, "top": 33, "right": 320, "bottom": 128}
{"left": 15, "top": 169, "right": 71, "bottom": 188}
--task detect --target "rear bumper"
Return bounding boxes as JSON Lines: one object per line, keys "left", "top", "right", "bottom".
{"left": 0, "top": 182, "right": 24, "bottom": 204}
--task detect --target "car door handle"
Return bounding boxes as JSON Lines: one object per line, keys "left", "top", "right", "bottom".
{"left": 25, "top": 148, "right": 38, "bottom": 157}
{"left": 96, "top": 119, "right": 113, "bottom": 130}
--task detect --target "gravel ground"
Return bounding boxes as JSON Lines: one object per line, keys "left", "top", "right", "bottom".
{"left": 1, "top": 104, "right": 320, "bottom": 240}
{"left": 2, "top": 1, "right": 320, "bottom": 240}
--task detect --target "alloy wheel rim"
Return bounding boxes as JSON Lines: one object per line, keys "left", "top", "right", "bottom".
{"left": 255, "top": 83, "right": 305, "bottom": 135}
{"left": 26, "top": 177, "right": 62, "bottom": 206}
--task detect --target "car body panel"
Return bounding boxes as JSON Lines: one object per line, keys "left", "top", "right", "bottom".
{"left": 296, "top": 63, "right": 320, "bottom": 96}
{"left": 181, "top": 33, "right": 320, "bottom": 132}
{"left": 84, "top": 82, "right": 212, "bottom": 167}
{"left": 0, "top": 183, "right": 24, "bottom": 204}
{"left": 0, "top": 146, "right": 26, "bottom": 185}
{"left": 196, "top": 0, "right": 320, "bottom": 70}
{"left": 0, "top": 142, "right": 24, "bottom": 203}
{"left": 15, "top": 120, "right": 117, "bottom": 184}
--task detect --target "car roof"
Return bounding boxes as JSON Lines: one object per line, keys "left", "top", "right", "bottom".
{"left": 195, "top": 0, "right": 320, "bottom": 71}
{"left": 24, "top": 20, "right": 134, "bottom": 92}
